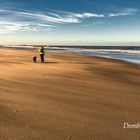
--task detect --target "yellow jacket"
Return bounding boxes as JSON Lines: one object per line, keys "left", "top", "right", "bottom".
{"left": 39, "top": 47, "right": 45, "bottom": 55}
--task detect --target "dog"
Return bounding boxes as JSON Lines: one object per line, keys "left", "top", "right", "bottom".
{"left": 33, "top": 56, "right": 37, "bottom": 63}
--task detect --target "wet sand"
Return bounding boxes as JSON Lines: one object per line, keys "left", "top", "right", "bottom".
{"left": 0, "top": 49, "right": 140, "bottom": 140}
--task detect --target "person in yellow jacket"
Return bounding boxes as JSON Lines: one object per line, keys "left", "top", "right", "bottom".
{"left": 38, "top": 46, "right": 45, "bottom": 62}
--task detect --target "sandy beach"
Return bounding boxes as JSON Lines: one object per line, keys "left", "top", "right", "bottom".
{"left": 0, "top": 49, "right": 140, "bottom": 140}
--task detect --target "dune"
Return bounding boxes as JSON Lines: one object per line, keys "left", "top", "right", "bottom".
{"left": 0, "top": 49, "right": 140, "bottom": 140}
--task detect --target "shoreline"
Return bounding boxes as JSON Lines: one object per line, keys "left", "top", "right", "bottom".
{"left": 0, "top": 47, "right": 140, "bottom": 68}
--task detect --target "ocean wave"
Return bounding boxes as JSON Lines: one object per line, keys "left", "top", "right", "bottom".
{"left": 2, "top": 45, "right": 140, "bottom": 65}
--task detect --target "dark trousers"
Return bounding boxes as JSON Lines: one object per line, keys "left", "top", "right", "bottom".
{"left": 40, "top": 54, "right": 44, "bottom": 62}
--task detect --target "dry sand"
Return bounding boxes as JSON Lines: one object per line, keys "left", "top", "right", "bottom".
{"left": 0, "top": 49, "right": 140, "bottom": 140}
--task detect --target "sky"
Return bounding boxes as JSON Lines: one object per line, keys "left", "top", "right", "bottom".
{"left": 0, "top": 0, "right": 140, "bottom": 45}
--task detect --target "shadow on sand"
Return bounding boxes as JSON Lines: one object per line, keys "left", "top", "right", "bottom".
{"left": 43, "top": 61, "right": 58, "bottom": 64}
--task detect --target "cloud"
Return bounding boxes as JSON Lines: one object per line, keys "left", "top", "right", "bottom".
{"left": 0, "top": 8, "right": 137, "bottom": 33}
{"left": 108, "top": 8, "right": 138, "bottom": 17}
{"left": 0, "top": 21, "right": 54, "bottom": 33}
{"left": 0, "top": 9, "right": 104, "bottom": 23}
{"left": 73, "top": 12, "right": 104, "bottom": 18}
{"left": 0, "top": 9, "right": 105, "bottom": 33}
{"left": 108, "top": 12, "right": 133, "bottom": 17}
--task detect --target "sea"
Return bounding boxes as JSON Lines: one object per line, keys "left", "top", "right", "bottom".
{"left": 1, "top": 45, "right": 140, "bottom": 65}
